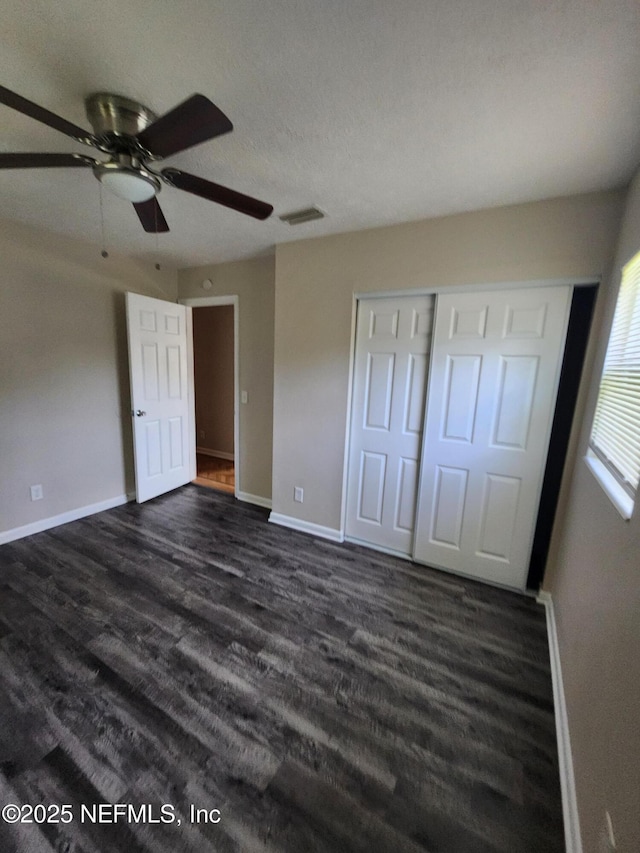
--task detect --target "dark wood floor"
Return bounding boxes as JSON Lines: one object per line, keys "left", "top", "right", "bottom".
{"left": 0, "top": 486, "right": 563, "bottom": 853}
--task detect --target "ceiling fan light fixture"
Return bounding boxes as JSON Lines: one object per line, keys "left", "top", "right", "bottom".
{"left": 93, "top": 160, "right": 161, "bottom": 203}
{"left": 98, "top": 169, "right": 159, "bottom": 203}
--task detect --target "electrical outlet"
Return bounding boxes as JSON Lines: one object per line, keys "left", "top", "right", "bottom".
{"left": 294, "top": 486, "right": 304, "bottom": 503}
{"left": 598, "top": 811, "right": 616, "bottom": 852}
{"left": 30, "top": 484, "right": 43, "bottom": 501}
{"left": 241, "top": 390, "right": 248, "bottom": 404}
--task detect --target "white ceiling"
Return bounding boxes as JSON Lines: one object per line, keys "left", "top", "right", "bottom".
{"left": 2, "top": 0, "right": 640, "bottom": 269}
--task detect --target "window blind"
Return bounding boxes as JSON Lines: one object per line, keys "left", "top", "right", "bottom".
{"left": 590, "top": 250, "right": 640, "bottom": 495}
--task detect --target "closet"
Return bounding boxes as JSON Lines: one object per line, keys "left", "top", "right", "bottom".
{"left": 345, "top": 285, "right": 572, "bottom": 590}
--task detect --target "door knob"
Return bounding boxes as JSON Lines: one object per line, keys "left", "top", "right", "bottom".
{"left": 134, "top": 409, "right": 146, "bottom": 417}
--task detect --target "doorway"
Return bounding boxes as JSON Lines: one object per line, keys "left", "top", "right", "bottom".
{"left": 187, "top": 297, "right": 239, "bottom": 497}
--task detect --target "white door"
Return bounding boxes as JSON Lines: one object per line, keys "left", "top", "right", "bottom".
{"left": 126, "top": 292, "right": 195, "bottom": 503}
{"left": 346, "top": 294, "right": 434, "bottom": 554}
{"left": 413, "top": 285, "right": 571, "bottom": 589}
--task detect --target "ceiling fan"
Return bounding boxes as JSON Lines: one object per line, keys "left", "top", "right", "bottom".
{"left": 0, "top": 85, "right": 273, "bottom": 233}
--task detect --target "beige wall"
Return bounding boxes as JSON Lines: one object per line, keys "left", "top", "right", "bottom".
{"left": 178, "top": 257, "right": 275, "bottom": 502}
{"left": 545, "top": 171, "right": 640, "bottom": 853}
{"left": 272, "top": 190, "right": 625, "bottom": 532}
{"left": 193, "top": 306, "right": 235, "bottom": 456}
{"left": 0, "top": 218, "right": 177, "bottom": 536}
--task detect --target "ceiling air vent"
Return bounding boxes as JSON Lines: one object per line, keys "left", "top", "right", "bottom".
{"left": 279, "top": 206, "right": 325, "bottom": 225}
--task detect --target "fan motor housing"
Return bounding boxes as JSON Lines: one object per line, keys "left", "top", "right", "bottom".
{"left": 85, "top": 93, "right": 157, "bottom": 140}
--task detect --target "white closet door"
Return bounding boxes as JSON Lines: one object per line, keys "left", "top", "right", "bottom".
{"left": 413, "top": 286, "right": 571, "bottom": 589}
{"left": 346, "top": 295, "right": 434, "bottom": 555}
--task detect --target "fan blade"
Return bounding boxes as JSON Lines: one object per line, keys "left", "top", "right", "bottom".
{"left": 0, "top": 85, "right": 94, "bottom": 145}
{"left": 162, "top": 168, "right": 273, "bottom": 220}
{"left": 133, "top": 197, "right": 170, "bottom": 233}
{"left": 136, "top": 94, "right": 233, "bottom": 158}
{"left": 0, "top": 152, "right": 93, "bottom": 169}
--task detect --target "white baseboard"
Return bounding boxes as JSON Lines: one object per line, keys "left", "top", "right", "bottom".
{"left": 0, "top": 493, "right": 133, "bottom": 545}
{"left": 537, "top": 590, "right": 583, "bottom": 853}
{"left": 196, "top": 447, "right": 234, "bottom": 461}
{"left": 268, "top": 512, "right": 344, "bottom": 543}
{"left": 236, "top": 491, "right": 272, "bottom": 510}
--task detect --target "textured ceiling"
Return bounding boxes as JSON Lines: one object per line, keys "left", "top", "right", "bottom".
{"left": 1, "top": 0, "right": 640, "bottom": 268}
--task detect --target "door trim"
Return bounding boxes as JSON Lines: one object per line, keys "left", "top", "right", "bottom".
{"left": 353, "top": 277, "right": 599, "bottom": 302}
{"left": 180, "top": 295, "right": 240, "bottom": 498}
{"left": 339, "top": 294, "right": 359, "bottom": 541}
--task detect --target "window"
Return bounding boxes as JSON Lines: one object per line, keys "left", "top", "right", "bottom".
{"left": 586, "top": 249, "right": 640, "bottom": 519}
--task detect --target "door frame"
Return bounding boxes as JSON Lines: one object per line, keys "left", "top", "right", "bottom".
{"left": 342, "top": 277, "right": 600, "bottom": 584}
{"left": 180, "top": 295, "right": 240, "bottom": 498}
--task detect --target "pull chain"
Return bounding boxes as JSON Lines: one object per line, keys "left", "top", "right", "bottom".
{"left": 99, "top": 184, "right": 108, "bottom": 258}
{"left": 154, "top": 201, "right": 161, "bottom": 270}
